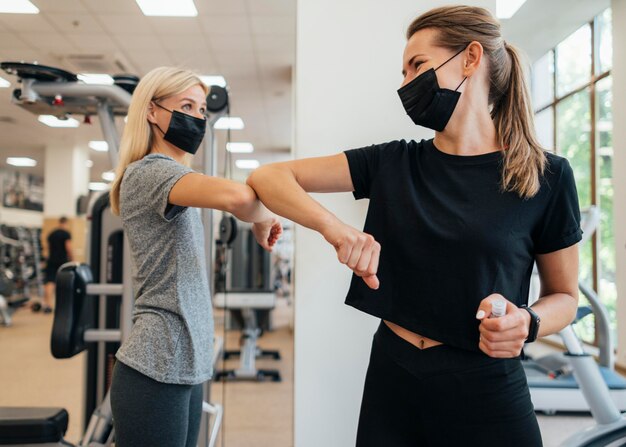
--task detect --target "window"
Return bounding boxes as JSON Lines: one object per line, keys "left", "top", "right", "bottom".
{"left": 531, "top": 8, "right": 614, "bottom": 344}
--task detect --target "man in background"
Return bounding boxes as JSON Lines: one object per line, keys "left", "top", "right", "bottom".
{"left": 42, "top": 216, "right": 73, "bottom": 313}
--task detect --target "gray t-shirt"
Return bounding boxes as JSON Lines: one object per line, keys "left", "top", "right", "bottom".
{"left": 116, "top": 153, "right": 214, "bottom": 385}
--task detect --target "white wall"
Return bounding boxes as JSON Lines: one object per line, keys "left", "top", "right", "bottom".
{"left": 611, "top": 0, "right": 626, "bottom": 365}
{"left": 44, "top": 143, "right": 89, "bottom": 218}
{"left": 0, "top": 206, "right": 42, "bottom": 227}
{"left": 294, "top": 1, "right": 494, "bottom": 445}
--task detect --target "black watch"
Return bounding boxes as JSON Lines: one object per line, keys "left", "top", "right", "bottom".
{"left": 520, "top": 304, "right": 540, "bottom": 343}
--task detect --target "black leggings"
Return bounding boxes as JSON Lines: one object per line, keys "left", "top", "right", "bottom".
{"left": 356, "top": 321, "right": 543, "bottom": 447}
{"left": 110, "top": 361, "right": 203, "bottom": 447}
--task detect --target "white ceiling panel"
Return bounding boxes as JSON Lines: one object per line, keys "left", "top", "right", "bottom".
{"left": 159, "top": 34, "right": 206, "bottom": 51}
{"left": 169, "top": 51, "right": 216, "bottom": 72}
{"left": 245, "top": 0, "right": 295, "bottom": 16}
{"left": 31, "top": 0, "right": 88, "bottom": 13}
{"left": 81, "top": 0, "right": 142, "bottom": 14}
{"left": 44, "top": 12, "right": 106, "bottom": 34}
{"left": 0, "top": 32, "right": 33, "bottom": 50}
{"left": 132, "top": 51, "right": 175, "bottom": 72}
{"left": 113, "top": 34, "right": 160, "bottom": 51}
{"left": 197, "top": 0, "right": 247, "bottom": 15}
{"left": 209, "top": 34, "right": 255, "bottom": 53}
{"left": 65, "top": 33, "right": 119, "bottom": 52}
{"left": 0, "top": 14, "right": 57, "bottom": 33}
{"left": 200, "top": 15, "right": 250, "bottom": 34}
{"left": 253, "top": 35, "right": 294, "bottom": 52}
{"left": 1, "top": 49, "right": 57, "bottom": 65}
{"left": 19, "top": 32, "right": 77, "bottom": 53}
{"left": 98, "top": 14, "right": 153, "bottom": 34}
{"left": 250, "top": 16, "right": 294, "bottom": 35}
{"left": 149, "top": 17, "right": 203, "bottom": 36}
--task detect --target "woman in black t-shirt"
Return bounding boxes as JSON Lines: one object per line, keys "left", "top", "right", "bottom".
{"left": 249, "top": 6, "right": 580, "bottom": 447}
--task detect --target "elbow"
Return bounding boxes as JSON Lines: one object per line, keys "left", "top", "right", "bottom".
{"left": 246, "top": 165, "right": 271, "bottom": 190}
{"left": 226, "top": 186, "right": 257, "bottom": 215}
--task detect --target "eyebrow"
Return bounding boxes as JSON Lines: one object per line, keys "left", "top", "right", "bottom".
{"left": 180, "top": 97, "right": 208, "bottom": 107}
{"left": 402, "top": 53, "right": 427, "bottom": 76}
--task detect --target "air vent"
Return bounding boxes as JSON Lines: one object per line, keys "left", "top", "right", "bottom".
{"left": 60, "top": 53, "right": 133, "bottom": 75}
{"left": 0, "top": 116, "right": 16, "bottom": 124}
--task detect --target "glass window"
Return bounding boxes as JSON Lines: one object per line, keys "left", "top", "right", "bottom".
{"left": 556, "top": 24, "right": 591, "bottom": 97}
{"left": 556, "top": 88, "right": 592, "bottom": 286}
{"left": 534, "top": 107, "right": 554, "bottom": 151}
{"left": 596, "top": 75, "right": 616, "bottom": 342}
{"left": 532, "top": 51, "right": 554, "bottom": 109}
{"left": 595, "top": 8, "right": 612, "bottom": 74}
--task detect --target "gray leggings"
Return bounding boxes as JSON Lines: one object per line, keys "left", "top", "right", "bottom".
{"left": 110, "top": 361, "right": 203, "bottom": 447}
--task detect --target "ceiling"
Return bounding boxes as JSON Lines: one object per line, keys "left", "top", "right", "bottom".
{"left": 0, "top": 0, "right": 295, "bottom": 183}
{"left": 0, "top": 0, "right": 613, "bottom": 186}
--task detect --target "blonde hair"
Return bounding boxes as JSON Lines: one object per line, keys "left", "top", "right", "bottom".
{"left": 407, "top": 5, "right": 547, "bottom": 199}
{"left": 110, "top": 66, "right": 209, "bottom": 215}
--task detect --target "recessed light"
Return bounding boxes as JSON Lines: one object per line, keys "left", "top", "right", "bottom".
{"left": 38, "top": 115, "right": 80, "bottom": 128}
{"left": 7, "top": 157, "right": 36, "bottom": 167}
{"left": 135, "top": 0, "right": 198, "bottom": 17}
{"left": 102, "top": 171, "right": 115, "bottom": 182}
{"left": 0, "top": 76, "right": 10, "bottom": 88}
{"left": 226, "top": 142, "right": 254, "bottom": 153}
{"left": 77, "top": 73, "right": 114, "bottom": 85}
{"left": 89, "top": 182, "right": 109, "bottom": 191}
{"left": 235, "top": 159, "right": 260, "bottom": 170}
{"left": 215, "top": 117, "right": 244, "bottom": 130}
{"left": 496, "top": 0, "right": 527, "bottom": 19}
{"left": 0, "top": 0, "right": 39, "bottom": 14}
{"left": 200, "top": 75, "right": 227, "bottom": 88}
{"left": 89, "top": 140, "right": 109, "bottom": 152}
{"left": 85, "top": 160, "right": 94, "bottom": 168}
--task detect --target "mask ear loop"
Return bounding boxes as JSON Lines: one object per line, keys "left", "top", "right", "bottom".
{"left": 434, "top": 45, "right": 469, "bottom": 71}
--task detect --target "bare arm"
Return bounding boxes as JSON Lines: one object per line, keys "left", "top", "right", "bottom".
{"left": 168, "top": 173, "right": 274, "bottom": 224}
{"left": 65, "top": 240, "right": 73, "bottom": 262}
{"left": 247, "top": 154, "right": 381, "bottom": 289}
{"left": 477, "top": 244, "right": 579, "bottom": 358}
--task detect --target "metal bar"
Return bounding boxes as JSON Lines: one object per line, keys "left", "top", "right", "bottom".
{"left": 31, "top": 83, "right": 132, "bottom": 108}
{"left": 97, "top": 101, "right": 121, "bottom": 168}
{"left": 121, "top": 236, "right": 133, "bottom": 343}
{"left": 87, "top": 284, "right": 123, "bottom": 296}
{"left": 84, "top": 329, "right": 121, "bottom": 343}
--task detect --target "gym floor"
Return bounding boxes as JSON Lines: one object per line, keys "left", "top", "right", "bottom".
{"left": 0, "top": 301, "right": 600, "bottom": 447}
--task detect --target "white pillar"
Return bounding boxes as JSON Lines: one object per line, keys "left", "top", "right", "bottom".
{"left": 294, "top": 2, "right": 494, "bottom": 445}
{"left": 44, "top": 143, "right": 89, "bottom": 218}
{"left": 611, "top": 0, "right": 626, "bottom": 365}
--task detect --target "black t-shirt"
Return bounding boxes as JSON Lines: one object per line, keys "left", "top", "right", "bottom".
{"left": 47, "top": 229, "right": 71, "bottom": 265}
{"left": 343, "top": 138, "right": 582, "bottom": 353}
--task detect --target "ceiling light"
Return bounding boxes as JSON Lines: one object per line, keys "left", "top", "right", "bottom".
{"left": 77, "top": 73, "right": 114, "bottom": 85}
{"left": 135, "top": 0, "right": 198, "bottom": 17}
{"left": 200, "top": 75, "right": 227, "bottom": 87}
{"left": 38, "top": 115, "right": 79, "bottom": 128}
{"left": 226, "top": 142, "right": 254, "bottom": 153}
{"left": 496, "top": 0, "right": 527, "bottom": 19}
{"left": 89, "top": 182, "right": 109, "bottom": 191}
{"left": 7, "top": 157, "right": 36, "bottom": 167}
{"left": 0, "top": 76, "right": 10, "bottom": 88}
{"left": 85, "top": 160, "right": 94, "bottom": 168}
{"left": 89, "top": 140, "right": 109, "bottom": 152}
{"left": 0, "top": 0, "right": 39, "bottom": 14}
{"left": 215, "top": 117, "right": 244, "bottom": 130}
{"left": 102, "top": 171, "right": 115, "bottom": 182}
{"left": 235, "top": 159, "right": 260, "bottom": 170}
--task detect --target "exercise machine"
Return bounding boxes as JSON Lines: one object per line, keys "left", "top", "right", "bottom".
{"left": 524, "top": 206, "right": 626, "bottom": 415}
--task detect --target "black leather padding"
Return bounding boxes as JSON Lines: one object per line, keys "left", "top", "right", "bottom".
{"left": 0, "top": 407, "right": 68, "bottom": 444}
{"left": 51, "top": 263, "right": 94, "bottom": 359}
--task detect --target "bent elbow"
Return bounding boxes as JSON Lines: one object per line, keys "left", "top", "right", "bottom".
{"left": 226, "top": 187, "right": 256, "bottom": 215}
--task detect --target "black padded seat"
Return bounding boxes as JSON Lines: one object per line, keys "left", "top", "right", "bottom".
{"left": 0, "top": 407, "right": 68, "bottom": 444}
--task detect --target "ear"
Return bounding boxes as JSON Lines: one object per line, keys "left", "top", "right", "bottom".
{"left": 464, "top": 41, "right": 483, "bottom": 77}
{"left": 146, "top": 101, "right": 158, "bottom": 125}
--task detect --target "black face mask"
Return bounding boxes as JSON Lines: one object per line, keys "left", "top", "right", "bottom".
{"left": 153, "top": 102, "right": 207, "bottom": 155}
{"left": 397, "top": 46, "right": 468, "bottom": 132}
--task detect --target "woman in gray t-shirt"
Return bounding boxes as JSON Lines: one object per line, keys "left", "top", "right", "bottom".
{"left": 107, "top": 67, "right": 282, "bottom": 447}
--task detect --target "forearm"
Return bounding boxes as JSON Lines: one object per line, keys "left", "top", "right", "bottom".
{"left": 247, "top": 165, "right": 341, "bottom": 235}
{"left": 530, "top": 292, "right": 578, "bottom": 338}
